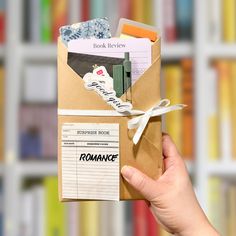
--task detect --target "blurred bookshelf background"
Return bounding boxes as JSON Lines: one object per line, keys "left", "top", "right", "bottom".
{"left": 0, "top": 0, "right": 236, "bottom": 235}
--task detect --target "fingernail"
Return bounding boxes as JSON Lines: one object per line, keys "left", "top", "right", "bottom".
{"left": 121, "top": 165, "right": 134, "bottom": 181}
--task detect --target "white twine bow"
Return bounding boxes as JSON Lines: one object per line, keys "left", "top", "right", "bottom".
{"left": 128, "top": 99, "right": 186, "bottom": 145}
{"left": 58, "top": 99, "right": 186, "bottom": 145}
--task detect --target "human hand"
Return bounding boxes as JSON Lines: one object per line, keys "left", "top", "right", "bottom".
{"left": 121, "top": 134, "right": 219, "bottom": 236}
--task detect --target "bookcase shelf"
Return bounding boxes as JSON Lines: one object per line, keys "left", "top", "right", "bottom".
{"left": 17, "top": 161, "right": 57, "bottom": 177}
{"left": 162, "top": 42, "right": 193, "bottom": 60}
{"left": 206, "top": 44, "right": 236, "bottom": 58}
{"left": 207, "top": 162, "right": 236, "bottom": 177}
{"left": 21, "top": 44, "right": 57, "bottom": 61}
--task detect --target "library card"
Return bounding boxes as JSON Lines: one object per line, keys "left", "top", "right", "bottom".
{"left": 61, "top": 123, "right": 120, "bottom": 201}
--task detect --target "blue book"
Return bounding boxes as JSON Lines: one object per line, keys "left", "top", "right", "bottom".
{"left": 90, "top": 0, "right": 105, "bottom": 18}
{"left": 176, "top": 0, "right": 193, "bottom": 40}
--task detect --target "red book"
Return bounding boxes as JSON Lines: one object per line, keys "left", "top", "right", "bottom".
{"left": 81, "top": 0, "right": 90, "bottom": 21}
{"left": 146, "top": 207, "right": 160, "bottom": 236}
{"left": 120, "top": 0, "right": 132, "bottom": 19}
{"left": 133, "top": 201, "right": 148, "bottom": 236}
{"left": 163, "top": 0, "right": 177, "bottom": 42}
{"left": 0, "top": 11, "right": 5, "bottom": 43}
{"left": 52, "top": 0, "right": 68, "bottom": 42}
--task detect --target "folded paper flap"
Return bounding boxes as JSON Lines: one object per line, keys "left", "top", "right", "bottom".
{"left": 58, "top": 37, "right": 161, "bottom": 111}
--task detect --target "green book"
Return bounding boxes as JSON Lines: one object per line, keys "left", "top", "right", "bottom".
{"left": 40, "top": 0, "right": 52, "bottom": 43}
{"left": 44, "top": 177, "right": 66, "bottom": 236}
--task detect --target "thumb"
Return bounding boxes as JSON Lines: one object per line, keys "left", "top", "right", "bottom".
{"left": 121, "top": 165, "right": 158, "bottom": 201}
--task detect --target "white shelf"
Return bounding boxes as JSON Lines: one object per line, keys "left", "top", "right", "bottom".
{"left": 207, "top": 44, "right": 236, "bottom": 58}
{"left": 185, "top": 160, "right": 194, "bottom": 174}
{"left": 207, "top": 162, "right": 236, "bottom": 177}
{"left": 17, "top": 161, "right": 57, "bottom": 177}
{"left": 21, "top": 44, "right": 57, "bottom": 60}
{"left": 162, "top": 42, "right": 193, "bottom": 60}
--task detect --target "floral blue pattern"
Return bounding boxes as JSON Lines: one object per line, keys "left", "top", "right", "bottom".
{"left": 60, "top": 18, "right": 111, "bottom": 46}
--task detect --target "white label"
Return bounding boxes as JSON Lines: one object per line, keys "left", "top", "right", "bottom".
{"left": 61, "top": 123, "right": 120, "bottom": 201}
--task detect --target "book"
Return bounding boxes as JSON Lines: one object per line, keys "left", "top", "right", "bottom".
{"left": 133, "top": 201, "right": 148, "bottom": 236}
{"left": 131, "top": 0, "right": 145, "bottom": 23}
{"left": 90, "top": 0, "right": 105, "bottom": 18}
{"left": 163, "top": 0, "right": 177, "bottom": 42}
{"left": 79, "top": 202, "right": 100, "bottom": 236}
{"left": 208, "top": 0, "right": 221, "bottom": 43}
{"left": 0, "top": 67, "right": 4, "bottom": 161}
{"left": 144, "top": 0, "right": 154, "bottom": 25}
{"left": 181, "top": 59, "right": 194, "bottom": 159}
{"left": 215, "top": 60, "right": 232, "bottom": 160}
{"left": 120, "top": 0, "right": 132, "bottom": 19}
{"left": 44, "top": 177, "right": 66, "bottom": 236}
{"left": 222, "top": 0, "right": 236, "bottom": 42}
{"left": 208, "top": 177, "right": 226, "bottom": 235}
{"left": 231, "top": 61, "right": 236, "bottom": 159}
{"left": 146, "top": 206, "right": 160, "bottom": 236}
{"left": 0, "top": 0, "right": 5, "bottom": 43}
{"left": 125, "top": 202, "right": 133, "bottom": 236}
{"left": 66, "top": 202, "right": 79, "bottom": 236}
{"left": 19, "top": 105, "right": 57, "bottom": 160}
{"left": 105, "top": 0, "right": 119, "bottom": 35}
{"left": 176, "top": 0, "right": 193, "bottom": 40}
{"left": 163, "top": 64, "right": 183, "bottom": 153}
{"left": 227, "top": 184, "right": 236, "bottom": 235}
{"left": 81, "top": 0, "right": 90, "bottom": 21}
{"left": 52, "top": 0, "right": 68, "bottom": 42}
{"left": 207, "top": 68, "right": 219, "bottom": 160}
{"left": 40, "top": 0, "right": 52, "bottom": 43}
{"left": 154, "top": 0, "right": 164, "bottom": 36}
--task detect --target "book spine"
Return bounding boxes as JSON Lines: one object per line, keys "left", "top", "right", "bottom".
{"left": 81, "top": 0, "right": 90, "bottom": 21}
{"left": 207, "top": 68, "right": 219, "bottom": 160}
{"left": 146, "top": 207, "right": 160, "bottom": 236}
{"left": 181, "top": 59, "right": 194, "bottom": 159}
{"left": 176, "top": 0, "right": 193, "bottom": 40}
{"left": 44, "top": 177, "right": 66, "bottom": 236}
{"left": 133, "top": 201, "right": 148, "bottom": 236}
{"left": 40, "top": 0, "right": 52, "bottom": 43}
{"left": 163, "top": 0, "right": 176, "bottom": 42}
{"left": 105, "top": 0, "right": 119, "bottom": 35}
{"left": 131, "top": 0, "right": 145, "bottom": 23}
{"left": 90, "top": 0, "right": 105, "bottom": 18}
{"left": 154, "top": 0, "right": 164, "bottom": 39}
{"left": 208, "top": 0, "right": 221, "bottom": 43}
{"left": 67, "top": 202, "right": 79, "bottom": 236}
{"left": 231, "top": 61, "right": 236, "bottom": 159}
{"left": 227, "top": 185, "right": 236, "bottom": 235}
{"left": 79, "top": 202, "right": 100, "bottom": 236}
{"left": 125, "top": 202, "right": 133, "bottom": 236}
{"left": 0, "top": 67, "right": 4, "bottom": 161}
{"left": 216, "top": 61, "right": 232, "bottom": 161}
{"left": 223, "top": 0, "right": 236, "bottom": 42}
{"left": 144, "top": 0, "right": 153, "bottom": 25}
{"left": 0, "top": 0, "right": 5, "bottom": 43}
{"left": 52, "top": 0, "right": 68, "bottom": 42}
{"left": 120, "top": 0, "right": 132, "bottom": 19}
{"left": 69, "top": 0, "right": 81, "bottom": 23}
{"left": 163, "top": 64, "right": 183, "bottom": 153}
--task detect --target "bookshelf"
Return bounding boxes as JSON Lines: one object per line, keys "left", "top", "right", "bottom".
{"left": 2, "top": 0, "right": 236, "bottom": 235}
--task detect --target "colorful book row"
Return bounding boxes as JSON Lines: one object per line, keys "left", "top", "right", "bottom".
{"left": 162, "top": 59, "right": 194, "bottom": 159}
{"left": 207, "top": 60, "right": 236, "bottom": 160}
{"left": 20, "top": 177, "right": 172, "bottom": 236}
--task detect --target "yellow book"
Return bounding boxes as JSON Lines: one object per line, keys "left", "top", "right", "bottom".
{"left": 0, "top": 67, "right": 4, "bottom": 161}
{"left": 223, "top": 0, "right": 236, "bottom": 42}
{"left": 131, "top": 0, "right": 145, "bottom": 23}
{"left": 163, "top": 65, "right": 183, "bottom": 153}
{"left": 144, "top": 0, "right": 153, "bottom": 25}
{"left": 227, "top": 185, "right": 236, "bottom": 236}
{"left": 207, "top": 68, "right": 219, "bottom": 160}
{"left": 231, "top": 61, "right": 236, "bottom": 159}
{"left": 44, "top": 177, "right": 66, "bottom": 236}
{"left": 208, "top": 177, "right": 226, "bottom": 235}
{"left": 79, "top": 201, "right": 100, "bottom": 236}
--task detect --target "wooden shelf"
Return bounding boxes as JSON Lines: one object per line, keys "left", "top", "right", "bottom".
{"left": 207, "top": 162, "right": 236, "bottom": 177}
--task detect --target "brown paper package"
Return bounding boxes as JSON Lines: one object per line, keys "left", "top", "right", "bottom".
{"left": 58, "top": 37, "right": 163, "bottom": 201}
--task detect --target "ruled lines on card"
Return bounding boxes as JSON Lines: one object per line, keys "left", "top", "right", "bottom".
{"left": 61, "top": 123, "right": 120, "bottom": 201}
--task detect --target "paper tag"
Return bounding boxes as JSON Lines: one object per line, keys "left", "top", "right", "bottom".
{"left": 61, "top": 123, "right": 120, "bottom": 201}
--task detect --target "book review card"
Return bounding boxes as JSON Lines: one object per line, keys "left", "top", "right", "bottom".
{"left": 61, "top": 123, "right": 119, "bottom": 201}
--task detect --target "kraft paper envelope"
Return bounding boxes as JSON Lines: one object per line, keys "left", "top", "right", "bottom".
{"left": 58, "top": 37, "right": 163, "bottom": 200}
